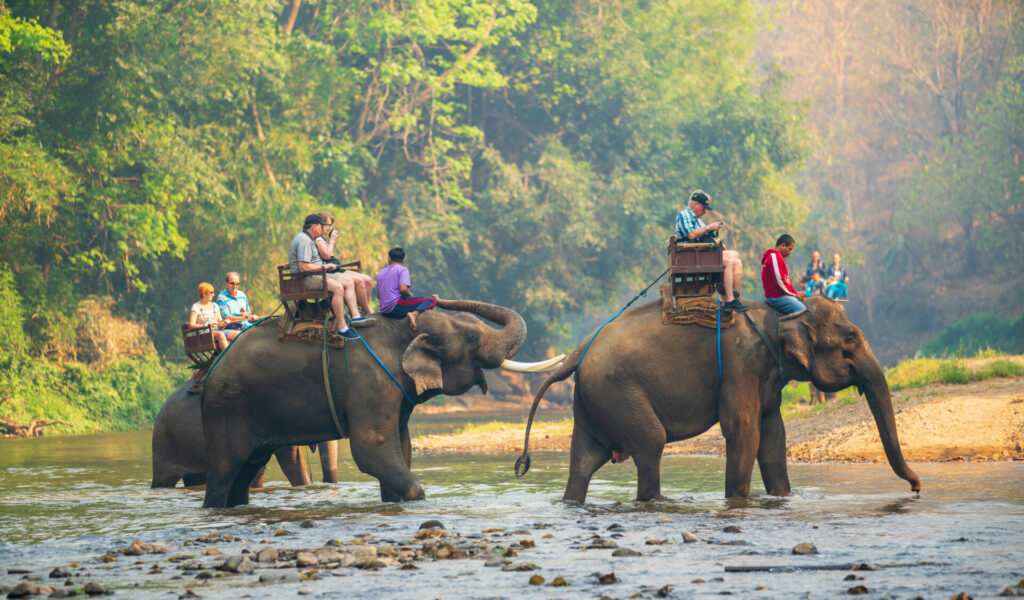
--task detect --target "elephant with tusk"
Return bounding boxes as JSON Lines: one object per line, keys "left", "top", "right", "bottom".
{"left": 516, "top": 296, "right": 921, "bottom": 503}
{"left": 201, "top": 298, "right": 563, "bottom": 508}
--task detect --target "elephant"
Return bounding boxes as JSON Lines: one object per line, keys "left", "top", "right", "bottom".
{"left": 152, "top": 379, "right": 339, "bottom": 488}
{"left": 516, "top": 296, "right": 921, "bottom": 503}
{"left": 200, "top": 298, "right": 564, "bottom": 508}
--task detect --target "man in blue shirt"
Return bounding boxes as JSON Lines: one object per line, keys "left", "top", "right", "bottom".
{"left": 217, "top": 272, "right": 258, "bottom": 341}
{"left": 673, "top": 190, "right": 748, "bottom": 312}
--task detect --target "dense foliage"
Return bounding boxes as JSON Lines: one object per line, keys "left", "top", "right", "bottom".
{"left": 921, "top": 312, "right": 1024, "bottom": 358}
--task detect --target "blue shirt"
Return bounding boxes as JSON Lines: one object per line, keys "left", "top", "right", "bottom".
{"left": 674, "top": 206, "right": 706, "bottom": 241}
{"left": 217, "top": 289, "right": 251, "bottom": 322}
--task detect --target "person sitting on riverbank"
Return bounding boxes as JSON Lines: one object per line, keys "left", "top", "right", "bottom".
{"left": 761, "top": 234, "right": 807, "bottom": 315}
{"left": 316, "top": 211, "right": 375, "bottom": 317}
{"left": 376, "top": 247, "right": 435, "bottom": 331}
{"left": 216, "top": 272, "right": 258, "bottom": 341}
{"left": 189, "top": 282, "right": 229, "bottom": 352}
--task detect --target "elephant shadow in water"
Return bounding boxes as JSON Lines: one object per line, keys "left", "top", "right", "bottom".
{"left": 151, "top": 380, "right": 338, "bottom": 488}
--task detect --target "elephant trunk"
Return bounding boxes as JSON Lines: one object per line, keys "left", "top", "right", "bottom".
{"left": 859, "top": 356, "right": 922, "bottom": 493}
{"left": 434, "top": 298, "right": 527, "bottom": 362}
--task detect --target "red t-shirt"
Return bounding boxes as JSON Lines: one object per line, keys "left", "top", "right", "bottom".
{"left": 761, "top": 248, "right": 797, "bottom": 298}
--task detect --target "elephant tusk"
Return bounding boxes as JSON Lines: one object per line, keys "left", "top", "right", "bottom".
{"left": 500, "top": 354, "right": 567, "bottom": 373}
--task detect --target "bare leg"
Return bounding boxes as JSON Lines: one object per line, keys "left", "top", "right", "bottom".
{"left": 722, "top": 260, "right": 735, "bottom": 302}
{"left": 325, "top": 278, "right": 351, "bottom": 329}
{"left": 407, "top": 310, "right": 419, "bottom": 331}
{"left": 724, "top": 250, "right": 743, "bottom": 296}
{"left": 355, "top": 274, "right": 374, "bottom": 315}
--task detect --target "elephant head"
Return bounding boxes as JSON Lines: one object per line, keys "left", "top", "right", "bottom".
{"left": 779, "top": 296, "right": 921, "bottom": 492}
{"left": 402, "top": 298, "right": 564, "bottom": 398}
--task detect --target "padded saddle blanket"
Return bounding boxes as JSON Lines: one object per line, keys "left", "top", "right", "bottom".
{"left": 278, "top": 314, "right": 346, "bottom": 349}
{"left": 659, "top": 284, "right": 736, "bottom": 328}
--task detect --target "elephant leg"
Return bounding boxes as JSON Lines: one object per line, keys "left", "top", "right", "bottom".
{"left": 349, "top": 430, "right": 424, "bottom": 502}
{"left": 250, "top": 466, "right": 267, "bottom": 489}
{"left": 228, "top": 456, "right": 270, "bottom": 507}
{"left": 318, "top": 441, "right": 338, "bottom": 484}
{"left": 276, "top": 446, "right": 313, "bottom": 486}
{"left": 182, "top": 473, "right": 206, "bottom": 487}
{"left": 563, "top": 422, "right": 611, "bottom": 504}
{"left": 720, "top": 382, "right": 761, "bottom": 498}
{"left": 202, "top": 424, "right": 255, "bottom": 508}
{"left": 757, "top": 408, "right": 791, "bottom": 496}
{"left": 633, "top": 445, "right": 667, "bottom": 502}
{"left": 152, "top": 472, "right": 183, "bottom": 488}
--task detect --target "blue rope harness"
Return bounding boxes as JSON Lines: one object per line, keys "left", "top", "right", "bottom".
{"left": 352, "top": 329, "right": 418, "bottom": 411}
{"left": 716, "top": 298, "right": 722, "bottom": 382}
{"left": 576, "top": 268, "right": 671, "bottom": 369}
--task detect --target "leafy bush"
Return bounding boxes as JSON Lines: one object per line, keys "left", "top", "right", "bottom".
{"left": 920, "top": 312, "right": 1024, "bottom": 357}
{"left": 887, "top": 353, "right": 1024, "bottom": 391}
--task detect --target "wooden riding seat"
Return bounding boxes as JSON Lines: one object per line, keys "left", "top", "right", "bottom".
{"left": 181, "top": 323, "right": 220, "bottom": 366}
{"left": 277, "top": 260, "right": 362, "bottom": 333}
{"left": 666, "top": 236, "right": 724, "bottom": 303}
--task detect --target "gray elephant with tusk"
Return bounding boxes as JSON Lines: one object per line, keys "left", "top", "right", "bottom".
{"left": 201, "top": 298, "right": 564, "bottom": 508}
{"left": 151, "top": 379, "right": 338, "bottom": 489}
{"left": 516, "top": 296, "right": 921, "bottom": 503}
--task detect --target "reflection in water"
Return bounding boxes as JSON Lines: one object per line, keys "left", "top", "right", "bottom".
{"left": 0, "top": 429, "right": 1022, "bottom": 599}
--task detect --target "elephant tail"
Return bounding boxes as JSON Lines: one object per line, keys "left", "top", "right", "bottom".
{"left": 514, "top": 349, "right": 581, "bottom": 478}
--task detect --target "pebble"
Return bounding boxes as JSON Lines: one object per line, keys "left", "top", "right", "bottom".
{"left": 549, "top": 575, "right": 568, "bottom": 587}
{"left": 656, "top": 585, "right": 672, "bottom": 597}
{"left": 681, "top": 531, "right": 702, "bottom": 543}
{"left": 204, "top": 548, "right": 221, "bottom": 556}
{"left": 300, "top": 519, "right": 316, "bottom": 528}
{"left": 792, "top": 542, "right": 819, "bottom": 555}
{"left": 219, "top": 555, "right": 255, "bottom": 574}
{"left": 83, "top": 581, "right": 105, "bottom": 595}
{"left": 122, "top": 540, "right": 153, "bottom": 556}
{"left": 48, "top": 588, "right": 70, "bottom": 598}
{"left": 502, "top": 563, "right": 539, "bottom": 572}
{"left": 528, "top": 575, "right": 545, "bottom": 585}
{"left": 256, "top": 547, "right": 278, "bottom": 563}
{"left": 606, "top": 524, "right": 625, "bottom": 532}
{"left": 295, "top": 552, "right": 318, "bottom": 568}
{"left": 49, "top": 568, "right": 70, "bottom": 579}
{"left": 588, "top": 538, "right": 618, "bottom": 549}
{"left": 846, "top": 585, "right": 869, "bottom": 595}
{"left": 7, "top": 583, "right": 42, "bottom": 598}
{"left": 612, "top": 548, "right": 642, "bottom": 557}
{"left": 692, "top": 578, "right": 706, "bottom": 584}
{"left": 195, "top": 571, "right": 214, "bottom": 580}
{"left": 723, "top": 526, "right": 741, "bottom": 533}
{"left": 273, "top": 529, "right": 291, "bottom": 537}
{"left": 1000, "top": 589, "right": 1020, "bottom": 597}
{"left": 419, "top": 520, "right": 444, "bottom": 530}
{"left": 645, "top": 538, "right": 667, "bottom": 545}
{"left": 597, "top": 572, "right": 617, "bottom": 584}
{"left": 484, "top": 558, "right": 510, "bottom": 567}
{"left": 259, "top": 572, "right": 302, "bottom": 584}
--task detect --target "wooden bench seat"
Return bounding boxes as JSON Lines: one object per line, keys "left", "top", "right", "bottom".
{"left": 277, "top": 260, "right": 363, "bottom": 327}
{"left": 181, "top": 323, "right": 219, "bottom": 366}
{"left": 666, "top": 236, "right": 724, "bottom": 302}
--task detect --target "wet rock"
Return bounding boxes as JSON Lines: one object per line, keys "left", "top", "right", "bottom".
{"left": 597, "top": 572, "right": 617, "bottom": 584}
{"left": 851, "top": 563, "right": 875, "bottom": 571}
{"left": 612, "top": 548, "right": 641, "bottom": 557}
{"left": 502, "top": 563, "right": 539, "bottom": 572}
{"left": 501, "top": 547, "right": 518, "bottom": 558}
{"left": 273, "top": 529, "right": 291, "bottom": 537}
{"left": 399, "top": 563, "right": 418, "bottom": 571}
{"left": 606, "top": 524, "right": 624, "bottom": 532}
{"left": 7, "top": 570, "right": 31, "bottom": 575}
{"left": 549, "top": 576, "right": 568, "bottom": 587}
{"left": 511, "top": 529, "right": 531, "bottom": 535}
{"left": 717, "top": 540, "right": 748, "bottom": 546}
{"left": 100, "top": 555, "right": 115, "bottom": 563}
{"left": 588, "top": 538, "right": 618, "bottom": 549}
{"left": 952, "top": 594, "right": 972, "bottom": 600}
{"left": 1018, "top": 578, "right": 1024, "bottom": 589}
{"left": 48, "top": 588, "right": 70, "bottom": 598}
{"left": 377, "top": 544, "right": 395, "bottom": 558}
{"left": 353, "top": 546, "right": 377, "bottom": 561}
{"left": 999, "top": 589, "right": 1020, "bottom": 597}
{"left": 83, "top": 582, "right": 105, "bottom": 596}
{"left": 300, "top": 519, "right": 316, "bottom": 529}
{"left": 178, "top": 591, "right": 200, "bottom": 599}
{"left": 419, "top": 520, "right": 444, "bottom": 531}
{"left": 258, "top": 572, "right": 302, "bottom": 584}
{"left": 723, "top": 526, "right": 741, "bottom": 533}
{"left": 645, "top": 539, "right": 667, "bottom": 545}
{"left": 681, "top": 531, "right": 702, "bottom": 543}
{"left": 49, "top": 568, "right": 70, "bottom": 579}
{"left": 692, "top": 578, "right": 706, "bottom": 584}
{"left": 484, "top": 558, "right": 509, "bottom": 567}
{"left": 219, "top": 555, "right": 254, "bottom": 574}
{"left": 755, "top": 586, "right": 770, "bottom": 591}
{"left": 528, "top": 575, "right": 545, "bottom": 585}
{"left": 792, "top": 542, "right": 818, "bottom": 555}
{"left": 297, "top": 590, "right": 311, "bottom": 596}
{"left": 295, "top": 553, "right": 317, "bottom": 568}
{"left": 7, "top": 583, "right": 41, "bottom": 598}
{"left": 149, "top": 542, "right": 170, "bottom": 554}
{"left": 203, "top": 549, "right": 221, "bottom": 556}
{"left": 255, "top": 547, "right": 277, "bottom": 564}
{"left": 395, "top": 550, "right": 415, "bottom": 564}
{"left": 846, "top": 585, "right": 869, "bottom": 595}
{"left": 844, "top": 574, "right": 864, "bottom": 581}
{"left": 147, "top": 566, "right": 163, "bottom": 575}
{"left": 195, "top": 571, "right": 214, "bottom": 580}
{"left": 353, "top": 559, "right": 386, "bottom": 570}
{"left": 122, "top": 540, "right": 153, "bottom": 556}
{"left": 656, "top": 585, "right": 672, "bottom": 597}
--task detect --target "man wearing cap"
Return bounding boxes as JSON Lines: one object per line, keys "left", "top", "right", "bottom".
{"left": 674, "top": 190, "right": 748, "bottom": 312}
{"left": 288, "top": 214, "right": 375, "bottom": 339}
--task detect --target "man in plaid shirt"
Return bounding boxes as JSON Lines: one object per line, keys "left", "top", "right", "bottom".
{"left": 673, "top": 190, "right": 748, "bottom": 312}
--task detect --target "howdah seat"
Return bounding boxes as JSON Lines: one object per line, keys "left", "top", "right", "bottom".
{"left": 181, "top": 323, "right": 219, "bottom": 366}
{"left": 666, "top": 236, "right": 724, "bottom": 305}
{"left": 277, "top": 260, "right": 362, "bottom": 333}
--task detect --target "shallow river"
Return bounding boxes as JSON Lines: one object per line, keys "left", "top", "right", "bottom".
{"left": 1, "top": 417, "right": 1022, "bottom": 599}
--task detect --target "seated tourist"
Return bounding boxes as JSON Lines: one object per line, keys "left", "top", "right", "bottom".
{"left": 288, "top": 214, "right": 374, "bottom": 339}
{"left": 760, "top": 234, "right": 807, "bottom": 315}
{"left": 189, "top": 282, "right": 229, "bottom": 352}
{"left": 801, "top": 250, "right": 826, "bottom": 285}
{"left": 805, "top": 270, "right": 827, "bottom": 297}
{"left": 673, "top": 189, "right": 747, "bottom": 312}
{"left": 315, "top": 211, "right": 375, "bottom": 318}
{"left": 825, "top": 252, "right": 849, "bottom": 299}
{"left": 216, "top": 272, "right": 258, "bottom": 341}
{"left": 376, "top": 246, "right": 435, "bottom": 331}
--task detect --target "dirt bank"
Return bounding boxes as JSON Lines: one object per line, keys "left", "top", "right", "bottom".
{"left": 413, "top": 376, "right": 1024, "bottom": 463}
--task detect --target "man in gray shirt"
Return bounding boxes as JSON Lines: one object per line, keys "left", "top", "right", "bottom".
{"left": 288, "top": 214, "right": 374, "bottom": 338}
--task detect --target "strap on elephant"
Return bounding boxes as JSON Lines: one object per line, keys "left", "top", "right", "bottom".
{"left": 576, "top": 267, "right": 671, "bottom": 369}
{"left": 351, "top": 328, "right": 418, "bottom": 411}
{"left": 743, "top": 310, "right": 787, "bottom": 381}
{"left": 321, "top": 324, "right": 349, "bottom": 438}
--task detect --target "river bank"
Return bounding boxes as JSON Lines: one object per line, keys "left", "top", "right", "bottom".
{"left": 412, "top": 375, "right": 1024, "bottom": 463}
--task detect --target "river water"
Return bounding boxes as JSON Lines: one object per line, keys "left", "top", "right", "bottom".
{"left": 1, "top": 417, "right": 1022, "bottom": 599}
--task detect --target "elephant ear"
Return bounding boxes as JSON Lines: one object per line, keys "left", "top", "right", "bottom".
{"left": 779, "top": 312, "right": 815, "bottom": 374}
{"left": 402, "top": 334, "right": 444, "bottom": 395}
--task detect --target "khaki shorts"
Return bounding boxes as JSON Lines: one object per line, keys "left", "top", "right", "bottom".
{"left": 303, "top": 271, "right": 344, "bottom": 291}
